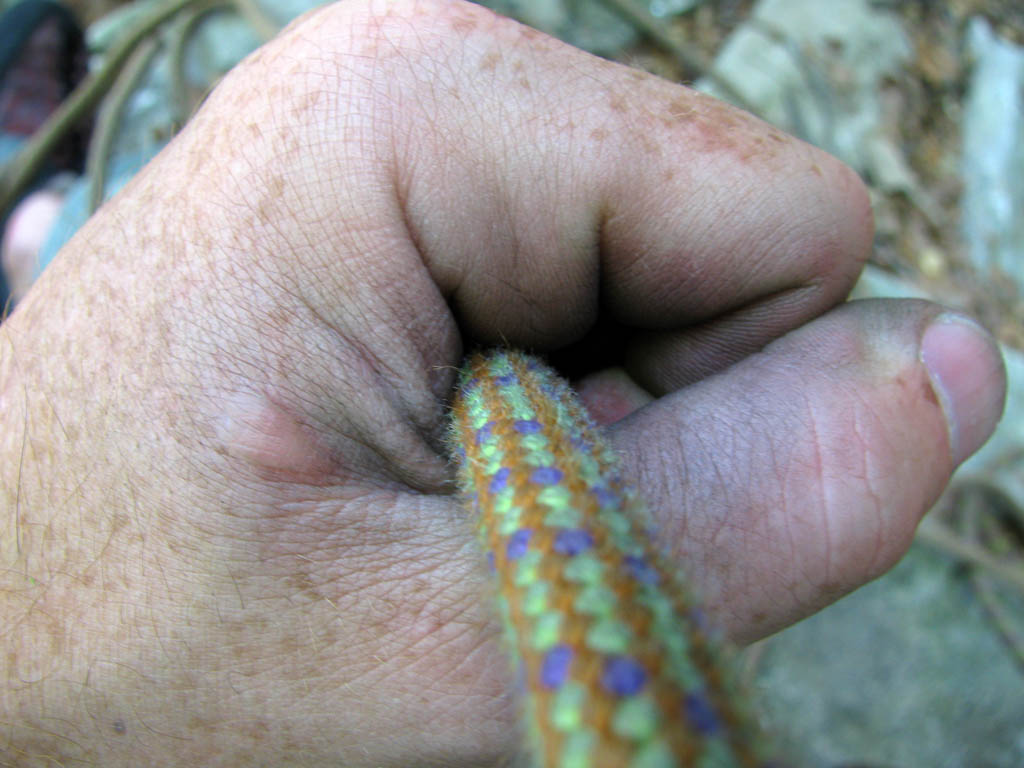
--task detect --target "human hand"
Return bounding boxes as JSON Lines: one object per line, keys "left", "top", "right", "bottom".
{"left": 0, "top": 1, "right": 1005, "bottom": 765}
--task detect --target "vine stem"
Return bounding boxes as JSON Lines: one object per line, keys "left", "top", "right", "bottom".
{"left": 169, "top": 1, "right": 232, "bottom": 127}
{"left": 916, "top": 515, "right": 1024, "bottom": 594}
{"left": 231, "top": 0, "right": 281, "bottom": 42}
{"left": 86, "top": 36, "right": 162, "bottom": 214}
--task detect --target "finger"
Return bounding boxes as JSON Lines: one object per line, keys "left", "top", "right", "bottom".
{"left": 198, "top": 0, "right": 869, "bottom": 384}
{"left": 609, "top": 299, "right": 1006, "bottom": 643}
{"left": 380, "top": 2, "right": 872, "bottom": 349}
{"left": 574, "top": 366, "right": 654, "bottom": 426}
{"left": 50, "top": 0, "right": 872, "bottom": 492}
{"left": 624, "top": 285, "right": 838, "bottom": 393}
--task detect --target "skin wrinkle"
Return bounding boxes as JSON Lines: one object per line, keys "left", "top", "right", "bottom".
{"left": 755, "top": 373, "right": 818, "bottom": 604}
{"left": 228, "top": 109, "right": 456, "bottom": 468}
{"left": 851, "top": 400, "right": 888, "bottom": 582}
{"left": 339, "top": 332, "right": 450, "bottom": 488}
{"left": 253, "top": 507, "right": 470, "bottom": 647}
{"left": 699, "top": 419, "right": 760, "bottom": 610}
{"left": 260, "top": 494, "right": 417, "bottom": 555}
{"left": 628, "top": 282, "right": 831, "bottom": 392}
{"left": 622, "top": 402, "right": 712, "bottom": 576}
{"left": 612, "top": 164, "right": 861, "bottom": 329}
{"left": 190, "top": 180, "right": 448, "bottom": 488}
{"left": 342, "top": 298, "right": 436, "bottom": 427}
{"left": 800, "top": 386, "right": 832, "bottom": 604}
{"left": 385, "top": 16, "right": 608, "bottom": 337}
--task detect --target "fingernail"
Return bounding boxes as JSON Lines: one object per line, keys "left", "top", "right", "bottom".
{"left": 920, "top": 313, "right": 1006, "bottom": 466}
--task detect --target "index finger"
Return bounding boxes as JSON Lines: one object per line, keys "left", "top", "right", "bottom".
{"left": 377, "top": 1, "right": 872, "bottom": 372}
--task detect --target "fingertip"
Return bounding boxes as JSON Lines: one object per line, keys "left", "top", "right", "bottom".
{"left": 788, "top": 147, "right": 875, "bottom": 300}
{"left": 833, "top": 157, "right": 874, "bottom": 275}
{"left": 920, "top": 313, "right": 1007, "bottom": 467}
{"left": 574, "top": 367, "right": 654, "bottom": 426}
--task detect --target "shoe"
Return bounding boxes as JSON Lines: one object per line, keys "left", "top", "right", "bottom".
{"left": 0, "top": 0, "right": 89, "bottom": 173}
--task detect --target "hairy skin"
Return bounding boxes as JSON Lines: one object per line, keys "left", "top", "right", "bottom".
{"left": 0, "top": 1, "right": 1005, "bottom": 766}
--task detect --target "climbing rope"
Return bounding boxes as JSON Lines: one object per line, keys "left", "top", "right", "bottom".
{"left": 450, "top": 350, "right": 768, "bottom": 768}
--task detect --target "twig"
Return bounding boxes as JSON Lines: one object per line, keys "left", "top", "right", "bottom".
{"left": 0, "top": 0, "right": 206, "bottom": 216}
{"left": 971, "top": 569, "right": 1024, "bottom": 674}
{"left": 169, "top": 0, "right": 232, "bottom": 128}
{"left": 593, "top": 0, "right": 759, "bottom": 115}
{"left": 916, "top": 515, "right": 1024, "bottom": 594}
{"left": 739, "top": 637, "right": 770, "bottom": 689}
{"left": 959, "top": 490, "right": 1024, "bottom": 675}
{"left": 86, "top": 37, "right": 162, "bottom": 214}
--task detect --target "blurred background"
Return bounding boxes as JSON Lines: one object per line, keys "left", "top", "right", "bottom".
{"left": 1, "top": 0, "right": 1022, "bottom": 765}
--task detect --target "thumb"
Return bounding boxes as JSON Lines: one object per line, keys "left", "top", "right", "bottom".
{"left": 610, "top": 299, "right": 1006, "bottom": 643}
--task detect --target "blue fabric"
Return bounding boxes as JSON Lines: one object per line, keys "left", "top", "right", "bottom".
{"left": 0, "top": 133, "right": 25, "bottom": 165}
{"left": 0, "top": 134, "right": 26, "bottom": 310}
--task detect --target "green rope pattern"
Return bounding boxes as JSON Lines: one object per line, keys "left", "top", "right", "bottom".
{"left": 450, "top": 350, "right": 768, "bottom": 768}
